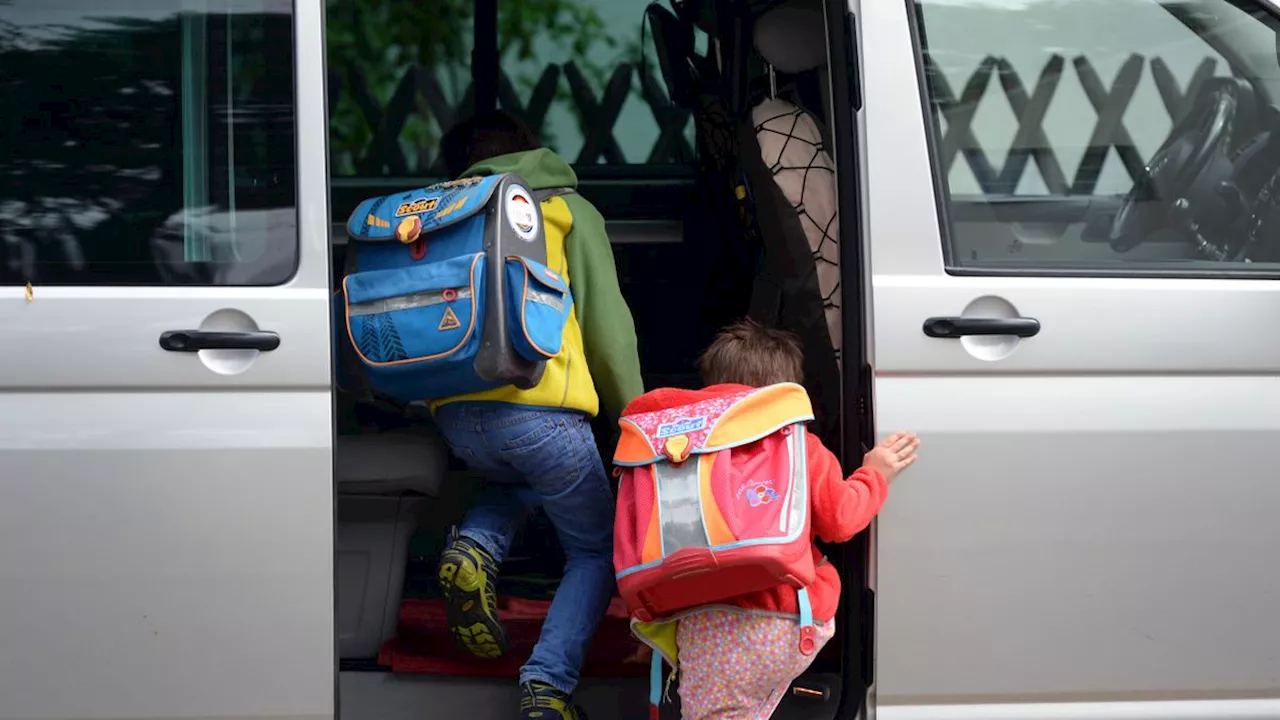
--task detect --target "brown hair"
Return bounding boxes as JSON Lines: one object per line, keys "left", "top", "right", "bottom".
{"left": 440, "top": 110, "right": 541, "bottom": 178}
{"left": 697, "top": 319, "right": 804, "bottom": 387}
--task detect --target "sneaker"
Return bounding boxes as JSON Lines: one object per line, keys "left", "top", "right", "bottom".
{"left": 520, "top": 682, "right": 586, "bottom": 720}
{"left": 437, "top": 533, "right": 508, "bottom": 659}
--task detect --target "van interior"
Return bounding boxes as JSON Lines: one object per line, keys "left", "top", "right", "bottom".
{"left": 328, "top": 0, "right": 866, "bottom": 718}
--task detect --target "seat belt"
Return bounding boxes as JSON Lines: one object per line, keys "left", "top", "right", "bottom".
{"left": 534, "top": 186, "right": 576, "bottom": 202}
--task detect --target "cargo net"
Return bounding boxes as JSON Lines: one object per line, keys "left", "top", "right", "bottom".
{"left": 753, "top": 101, "right": 841, "bottom": 363}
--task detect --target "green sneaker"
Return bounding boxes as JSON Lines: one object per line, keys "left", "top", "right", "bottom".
{"left": 437, "top": 533, "right": 508, "bottom": 659}
{"left": 520, "top": 682, "right": 586, "bottom": 720}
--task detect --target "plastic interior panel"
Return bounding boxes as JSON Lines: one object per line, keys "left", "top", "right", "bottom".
{"left": 334, "top": 426, "right": 450, "bottom": 494}
{"left": 336, "top": 495, "right": 429, "bottom": 660}
{"left": 334, "top": 424, "right": 450, "bottom": 660}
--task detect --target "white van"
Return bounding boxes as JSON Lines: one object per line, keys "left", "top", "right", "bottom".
{"left": 1, "top": 0, "right": 1278, "bottom": 719}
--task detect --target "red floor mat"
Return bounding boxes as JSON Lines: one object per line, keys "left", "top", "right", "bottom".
{"left": 378, "top": 596, "right": 649, "bottom": 677}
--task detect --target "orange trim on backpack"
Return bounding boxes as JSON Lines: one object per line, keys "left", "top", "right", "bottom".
{"left": 697, "top": 452, "right": 736, "bottom": 546}
{"left": 641, "top": 470, "right": 663, "bottom": 565}
{"left": 616, "top": 420, "right": 657, "bottom": 464}
{"left": 705, "top": 383, "right": 814, "bottom": 449}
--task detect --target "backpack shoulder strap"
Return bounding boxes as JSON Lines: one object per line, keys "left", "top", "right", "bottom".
{"left": 534, "top": 186, "right": 576, "bottom": 203}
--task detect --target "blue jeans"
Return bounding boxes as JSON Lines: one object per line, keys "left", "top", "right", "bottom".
{"left": 433, "top": 402, "right": 615, "bottom": 695}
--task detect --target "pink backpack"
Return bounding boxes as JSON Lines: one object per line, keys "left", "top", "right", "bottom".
{"left": 612, "top": 382, "right": 820, "bottom": 652}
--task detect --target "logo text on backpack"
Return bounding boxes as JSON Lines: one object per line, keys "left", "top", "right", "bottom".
{"left": 656, "top": 415, "right": 707, "bottom": 438}
{"left": 736, "top": 479, "right": 780, "bottom": 507}
{"left": 394, "top": 197, "right": 439, "bottom": 216}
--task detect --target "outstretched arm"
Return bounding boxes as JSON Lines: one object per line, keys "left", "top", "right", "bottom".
{"left": 808, "top": 435, "right": 889, "bottom": 544}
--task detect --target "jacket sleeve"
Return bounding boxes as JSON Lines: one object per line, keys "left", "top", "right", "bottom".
{"left": 562, "top": 194, "right": 645, "bottom": 421}
{"left": 808, "top": 435, "right": 889, "bottom": 544}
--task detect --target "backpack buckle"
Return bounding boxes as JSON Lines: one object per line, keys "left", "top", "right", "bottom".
{"left": 664, "top": 435, "right": 691, "bottom": 463}
{"left": 396, "top": 215, "right": 423, "bottom": 243}
{"left": 797, "top": 586, "right": 815, "bottom": 655}
{"left": 798, "top": 625, "right": 817, "bottom": 656}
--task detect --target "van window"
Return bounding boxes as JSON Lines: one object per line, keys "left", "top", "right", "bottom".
{"left": 912, "top": 0, "right": 1280, "bottom": 274}
{"left": 0, "top": 0, "right": 298, "bottom": 286}
{"left": 496, "top": 1, "right": 694, "bottom": 167}
{"left": 327, "top": 0, "right": 694, "bottom": 178}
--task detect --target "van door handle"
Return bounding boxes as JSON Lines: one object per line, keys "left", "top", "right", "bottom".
{"left": 923, "top": 316, "right": 1040, "bottom": 338}
{"left": 159, "top": 330, "right": 281, "bottom": 352}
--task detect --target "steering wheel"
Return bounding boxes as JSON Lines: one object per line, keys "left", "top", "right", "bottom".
{"left": 1110, "top": 82, "right": 1239, "bottom": 252}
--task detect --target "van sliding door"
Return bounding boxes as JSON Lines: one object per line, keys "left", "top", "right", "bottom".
{"left": 0, "top": 1, "right": 336, "bottom": 719}
{"left": 863, "top": 0, "right": 1280, "bottom": 718}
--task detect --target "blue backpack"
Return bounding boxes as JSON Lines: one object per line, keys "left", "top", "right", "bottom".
{"left": 335, "top": 174, "right": 574, "bottom": 403}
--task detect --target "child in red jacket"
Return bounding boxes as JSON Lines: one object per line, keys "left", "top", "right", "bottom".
{"left": 667, "top": 319, "right": 918, "bottom": 720}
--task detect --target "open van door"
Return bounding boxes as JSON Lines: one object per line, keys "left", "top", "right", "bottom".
{"left": 862, "top": 0, "right": 1280, "bottom": 718}
{"left": 0, "top": 2, "right": 335, "bottom": 720}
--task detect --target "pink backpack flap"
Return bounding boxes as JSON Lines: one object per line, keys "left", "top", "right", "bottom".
{"left": 612, "top": 383, "right": 820, "bottom": 653}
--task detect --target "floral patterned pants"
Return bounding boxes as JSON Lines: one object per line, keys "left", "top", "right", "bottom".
{"left": 676, "top": 610, "right": 836, "bottom": 720}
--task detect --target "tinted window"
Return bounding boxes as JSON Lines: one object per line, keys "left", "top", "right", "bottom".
{"left": 495, "top": 0, "right": 696, "bottom": 167}
{"left": 0, "top": 0, "right": 297, "bottom": 286}
{"left": 326, "top": 0, "right": 694, "bottom": 178}
{"left": 914, "top": 0, "right": 1280, "bottom": 274}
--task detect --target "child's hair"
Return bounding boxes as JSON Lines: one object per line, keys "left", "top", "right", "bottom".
{"left": 697, "top": 318, "right": 804, "bottom": 387}
{"left": 440, "top": 110, "right": 542, "bottom": 178}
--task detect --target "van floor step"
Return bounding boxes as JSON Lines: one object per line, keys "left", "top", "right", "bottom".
{"left": 339, "top": 671, "right": 651, "bottom": 720}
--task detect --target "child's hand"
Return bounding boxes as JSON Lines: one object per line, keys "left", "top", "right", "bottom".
{"left": 864, "top": 431, "right": 919, "bottom": 484}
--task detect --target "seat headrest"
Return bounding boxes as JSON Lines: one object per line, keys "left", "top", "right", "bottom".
{"left": 753, "top": 0, "right": 827, "bottom": 74}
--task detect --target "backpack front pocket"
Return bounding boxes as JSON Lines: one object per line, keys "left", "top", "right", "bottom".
{"left": 344, "top": 252, "right": 485, "bottom": 370}
{"left": 504, "top": 256, "right": 572, "bottom": 362}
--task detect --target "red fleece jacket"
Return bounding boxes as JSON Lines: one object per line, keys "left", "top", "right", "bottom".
{"left": 619, "top": 384, "right": 888, "bottom": 622}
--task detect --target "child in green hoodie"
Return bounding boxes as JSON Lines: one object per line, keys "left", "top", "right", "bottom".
{"left": 431, "top": 111, "right": 644, "bottom": 720}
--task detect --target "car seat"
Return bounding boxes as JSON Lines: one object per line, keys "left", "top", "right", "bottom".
{"left": 648, "top": 0, "right": 842, "bottom": 449}
{"left": 645, "top": 3, "right": 762, "bottom": 341}
{"left": 740, "top": 0, "right": 842, "bottom": 448}
{"left": 750, "top": 0, "right": 841, "bottom": 370}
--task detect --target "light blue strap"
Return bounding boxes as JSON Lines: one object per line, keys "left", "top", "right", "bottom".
{"left": 797, "top": 586, "right": 814, "bottom": 628}
{"left": 649, "top": 651, "right": 663, "bottom": 707}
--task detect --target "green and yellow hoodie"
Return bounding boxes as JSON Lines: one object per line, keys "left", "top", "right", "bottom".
{"left": 429, "top": 148, "right": 644, "bottom": 420}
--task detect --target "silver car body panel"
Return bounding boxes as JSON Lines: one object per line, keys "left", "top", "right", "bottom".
{"left": 857, "top": 0, "right": 1280, "bottom": 719}
{"left": 0, "top": 1, "right": 335, "bottom": 719}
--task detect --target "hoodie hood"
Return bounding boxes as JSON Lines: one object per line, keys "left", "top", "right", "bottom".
{"left": 462, "top": 147, "right": 579, "bottom": 191}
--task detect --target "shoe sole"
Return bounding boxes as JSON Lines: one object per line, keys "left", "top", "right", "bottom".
{"left": 438, "top": 551, "right": 508, "bottom": 659}
{"left": 521, "top": 685, "right": 586, "bottom": 720}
